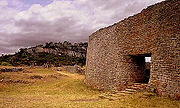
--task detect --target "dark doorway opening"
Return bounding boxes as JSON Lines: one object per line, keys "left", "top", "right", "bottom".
{"left": 130, "top": 53, "right": 151, "bottom": 84}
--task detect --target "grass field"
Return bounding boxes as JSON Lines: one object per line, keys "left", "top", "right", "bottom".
{"left": 0, "top": 67, "right": 179, "bottom": 108}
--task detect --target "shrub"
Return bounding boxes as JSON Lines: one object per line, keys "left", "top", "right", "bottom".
{"left": 1, "top": 62, "right": 12, "bottom": 66}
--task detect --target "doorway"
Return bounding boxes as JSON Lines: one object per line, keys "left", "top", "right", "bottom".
{"left": 130, "top": 53, "right": 151, "bottom": 84}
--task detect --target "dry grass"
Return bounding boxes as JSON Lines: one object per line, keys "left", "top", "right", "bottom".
{"left": 0, "top": 67, "right": 179, "bottom": 108}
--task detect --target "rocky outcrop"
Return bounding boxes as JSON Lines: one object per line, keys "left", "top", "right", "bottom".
{"left": 24, "top": 41, "right": 87, "bottom": 58}
{"left": 0, "top": 41, "right": 88, "bottom": 66}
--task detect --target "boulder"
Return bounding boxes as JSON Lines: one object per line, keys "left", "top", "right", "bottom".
{"left": 62, "top": 65, "right": 85, "bottom": 74}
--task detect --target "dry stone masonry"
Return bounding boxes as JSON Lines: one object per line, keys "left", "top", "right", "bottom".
{"left": 85, "top": 0, "right": 180, "bottom": 99}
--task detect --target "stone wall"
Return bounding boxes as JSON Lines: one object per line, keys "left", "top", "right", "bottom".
{"left": 85, "top": 0, "right": 180, "bottom": 99}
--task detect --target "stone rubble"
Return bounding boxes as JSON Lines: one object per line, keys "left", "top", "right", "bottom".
{"left": 0, "top": 67, "right": 23, "bottom": 72}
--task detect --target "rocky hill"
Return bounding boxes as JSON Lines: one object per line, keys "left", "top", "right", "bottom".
{"left": 0, "top": 41, "right": 88, "bottom": 66}
{"left": 24, "top": 41, "right": 87, "bottom": 58}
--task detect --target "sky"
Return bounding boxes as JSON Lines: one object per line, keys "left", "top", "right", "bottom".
{"left": 0, "top": 0, "right": 164, "bottom": 55}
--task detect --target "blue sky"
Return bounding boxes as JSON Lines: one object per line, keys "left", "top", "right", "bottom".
{"left": 0, "top": 0, "right": 164, "bottom": 54}
{"left": 2, "top": 0, "right": 54, "bottom": 10}
{"left": 20, "top": 0, "right": 54, "bottom": 7}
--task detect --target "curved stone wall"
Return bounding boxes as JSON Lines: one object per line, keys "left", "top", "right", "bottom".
{"left": 85, "top": 0, "right": 180, "bottom": 99}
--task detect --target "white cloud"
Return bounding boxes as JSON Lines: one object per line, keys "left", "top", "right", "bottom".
{"left": 0, "top": 0, "right": 8, "bottom": 8}
{"left": 0, "top": 0, "right": 21, "bottom": 33}
{"left": 0, "top": 0, "right": 165, "bottom": 54}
